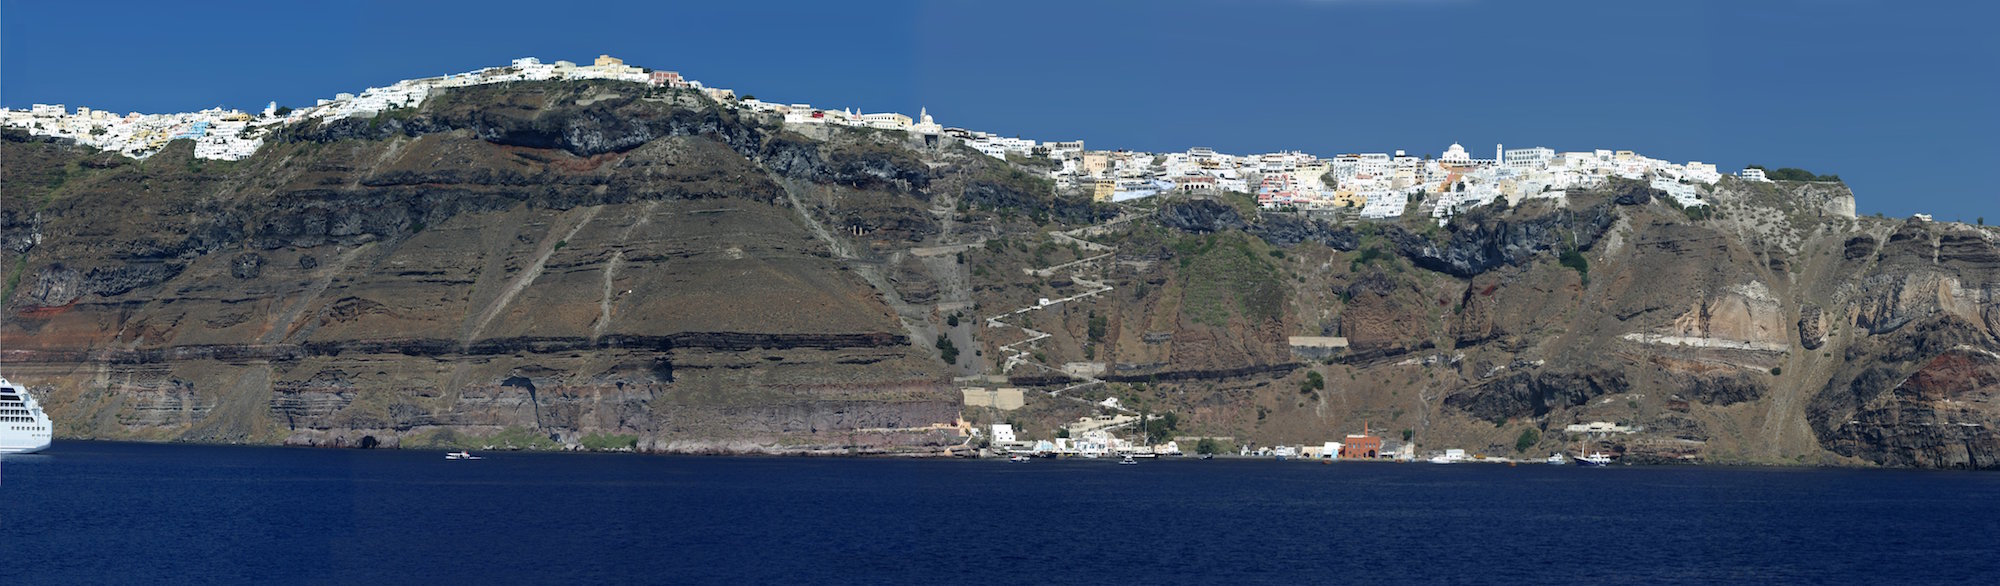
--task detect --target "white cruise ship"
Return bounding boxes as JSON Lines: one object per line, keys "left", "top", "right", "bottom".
{"left": 0, "top": 376, "right": 54, "bottom": 454}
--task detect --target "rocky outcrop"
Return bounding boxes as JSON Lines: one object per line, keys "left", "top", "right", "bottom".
{"left": 1381, "top": 203, "right": 1619, "bottom": 278}
{"left": 761, "top": 133, "right": 932, "bottom": 194}
{"left": 27, "top": 262, "right": 189, "bottom": 302}
{"left": 1819, "top": 346, "right": 2000, "bottom": 469}
{"left": 24, "top": 263, "right": 82, "bottom": 307}
{"left": 229, "top": 253, "right": 263, "bottom": 279}
{"left": 1, "top": 208, "right": 40, "bottom": 253}
{"left": 1611, "top": 180, "right": 1661, "bottom": 206}
{"left": 1157, "top": 199, "right": 1245, "bottom": 233}
{"left": 1799, "top": 304, "right": 1827, "bottom": 350}
{"left": 1248, "top": 214, "right": 1360, "bottom": 250}
{"left": 1156, "top": 200, "right": 1359, "bottom": 250}
{"left": 1844, "top": 235, "right": 1878, "bottom": 260}
{"left": 1446, "top": 369, "right": 1630, "bottom": 422}
{"left": 1683, "top": 373, "right": 1765, "bottom": 406}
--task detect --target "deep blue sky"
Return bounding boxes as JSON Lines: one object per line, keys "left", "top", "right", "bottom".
{"left": 4, "top": 0, "right": 1995, "bottom": 220}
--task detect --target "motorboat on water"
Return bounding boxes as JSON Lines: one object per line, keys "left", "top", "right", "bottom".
{"left": 1573, "top": 452, "right": 1613, "bottom": 466}
{"left": 1545, "top": 453, "right": 1569, "bottom": 465}
{"left": 1008, "top": 455, "right": 1030, "bottom": 463}
{"left": 1118, "top": 455, "right": 1138, "bottom": 465}
{"left": 445, "top": 451, "right": 482, "bottom": 460}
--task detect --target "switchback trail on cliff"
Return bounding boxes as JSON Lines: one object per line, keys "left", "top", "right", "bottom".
{"left": 984, "top": 208, "right": 1142, "bottom": 404}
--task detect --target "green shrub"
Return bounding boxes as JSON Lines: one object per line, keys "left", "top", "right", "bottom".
{"left": 1350, "top": 247, "right": 1387, "bottom": 272}
{"left": 1514, "top": 428, "right": 1541, "bottom": 453}
{"left": 1559, "top": 249, "right": 1589, "bottom": 284}
{"left": 935, "top": 336, "right": 959, "bottom": 364}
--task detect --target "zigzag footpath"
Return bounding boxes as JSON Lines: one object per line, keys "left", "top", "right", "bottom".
{"left": 982, "top": 209, "right": 1142, "bottom": 410}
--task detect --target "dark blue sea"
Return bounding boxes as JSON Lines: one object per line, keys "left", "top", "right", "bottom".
{"left": 5, "top": 442, "right": 1999, "bottom": 585}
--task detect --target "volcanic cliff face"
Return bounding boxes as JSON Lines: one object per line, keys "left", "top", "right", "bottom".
{"left": 5, "top": 80, "right": 1996, "bottom": 467}
{"left": 1, "top": 81, "right": 1070, "bottom": 453}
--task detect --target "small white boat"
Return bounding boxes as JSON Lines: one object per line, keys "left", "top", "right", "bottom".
{"left": 1008, "top": 455, "right": 1030, "bottom": 463}
{"left": 1546, "top": 453, "right": 1568, "bottom": 465}
{"left": 445, "top": 451, "right": 482, "bottom": 460}
{"left": 1428, "top": 449, "right": 1470, "bottom": 464}
{"left": 1117, "top": 455, "right": 1138, "bottom": 465}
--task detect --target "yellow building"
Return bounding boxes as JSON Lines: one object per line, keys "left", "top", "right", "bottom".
{"left": 1331, "top": 190, "right": 1365, "bottom": 208}
{"left": 1092, "top": 178, "right": 1117, "bottom": 202}
{"left": 594, "top": 54, "right": 624, "bottom": 67}
{"left": 1082, "top": 153, "right": 1110, "bottom": 176}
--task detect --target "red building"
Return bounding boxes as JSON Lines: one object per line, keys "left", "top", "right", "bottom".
{"left": 1341, "top": 429, "right": 1383, "bottom": 459}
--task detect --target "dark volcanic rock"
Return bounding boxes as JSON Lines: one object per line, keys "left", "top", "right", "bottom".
{"left": 1159, "top": 202, "right": 1359, "bottom": 249}
{"left": 280, "top": 87, "right": 692, "bottom": 159}
{"left": 1382, "top": 204, "right": 1619, "bottom": 278}
{"left": 84, "top": 263, "right": 184, "bottom": 297}
{"left": 1612, "top": 181, "right": 1660, "bottom": 206}
{"left": 1843, "top": 235, "right": 1878, "bottom": 260}
{"left": 1684, "top": 374, "right": 1765, "bottom": 406}
{"left": 1938, "top": 232, "right": 2000, "bottom": 271}
{"left": 1817, "top": 347, "right": 2000, "bottom": 469}
{"left": 1157, "top": 199, "right": 1244, "bottom": 233}
{"left": 230, "top": 253, "right": 264, "bottom": 279}
{"left": 962, "top": 178, "right": 1041, "bottom": 211}
{"left": 959, "top": 171, "right": 1105, "bottom": 224}
{"left": 1446, "top": 369, "right": 1631, "bottom": 422}
{"left": 1246, "top": 213, "right": 1361, "bottom": 250}
{"left": 24, "top": 263, "right": 81, "bottom": 306}
{"left": 1, "top": 209, "right": 40, "bottom": 253}
{"left": 761, "top": 133, "right": 932, "bottom": 194}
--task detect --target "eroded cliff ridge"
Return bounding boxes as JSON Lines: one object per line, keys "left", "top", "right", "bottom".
{"left": 4, "top": 80, "right": 1996, "bottom": 467}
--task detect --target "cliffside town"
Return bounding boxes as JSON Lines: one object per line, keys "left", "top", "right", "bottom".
{"left": 3, "top": 56, "right": 1996, "bottom": 468}
{"left": 6, "top": 54, "right": 1742, "bottom": 226}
